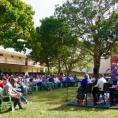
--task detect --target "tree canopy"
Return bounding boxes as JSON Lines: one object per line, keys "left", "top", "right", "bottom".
{"left": 0, "top": 0, "right": 34, "bottom": 51}
{"left": 55, "top": 0, "right": 118, "bottom": 76}
{"left": 30, "top": 17, "right": 78, "bottom": 74}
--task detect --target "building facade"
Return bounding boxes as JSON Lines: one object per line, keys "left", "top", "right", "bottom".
{"left": 0, "top": 49, "right": 46, "bottom": 73}
{"left": 96, "top": 49, "right": 118, "bottom": 74}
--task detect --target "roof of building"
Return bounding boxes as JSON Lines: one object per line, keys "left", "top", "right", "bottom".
{"left": 0, "top": 48, "right": 26, "bottom": 58}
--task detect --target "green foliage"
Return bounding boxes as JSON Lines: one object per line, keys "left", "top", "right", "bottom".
{"left": 0, "top": 0, "right": 34, "bottom": 51}
{"left": 30, "top": 17, "right": 77, "bottom": 73}
{"left": 55, "top": 0, "right": 118, "bottom": 74}
{"left": 31, "top": 16, "right": 92, "bottom": 74}
{"left": 76, "top": 55, "right": 93, "bottom": 72}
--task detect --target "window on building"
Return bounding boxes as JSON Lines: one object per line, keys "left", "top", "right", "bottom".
{"left": 25, "top": 58, "right": 28, "bottom": 66}
{"left": 0, "top": 54, "right": 3, "bottom": 56}
{"left": 11, "top": 55, "right": 14, "bottom": 58}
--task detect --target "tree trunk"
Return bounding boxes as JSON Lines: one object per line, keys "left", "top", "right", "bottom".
{"left": 58, "top": 59, "right": 61, "bottom": 75}
{"left": 67, "top": 64, "right": 72, "bottom": 76}
{"left": 46, "top": 62, "right": 50, "bottom": 75}
{"left": 93, "top": 54, "right": 101, "bottom": 78}
{"left": 67, "top": 70, "right": 71, "bottom": 76}
{"left": 63, "top": 61, "right": 68, "bottom": 75}
{"left": 63, "top": 61, "right": 73, "bottom": 76}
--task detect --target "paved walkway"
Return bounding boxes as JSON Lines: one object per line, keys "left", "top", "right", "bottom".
{"left": 67, "top": 94, "right": 118, "bottom": 109}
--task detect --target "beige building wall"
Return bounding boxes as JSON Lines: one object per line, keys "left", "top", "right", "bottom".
{"left": 0, "top": 49, "right": 46, "bottom": 73}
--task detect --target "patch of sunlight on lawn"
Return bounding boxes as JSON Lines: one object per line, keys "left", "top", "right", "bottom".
{"left": 0, "top": 87, "right": 118, "bottom": 118}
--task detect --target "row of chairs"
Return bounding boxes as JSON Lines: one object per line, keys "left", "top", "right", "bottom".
{"left": 30, "top": 82, "right": 79, "bottom": 92}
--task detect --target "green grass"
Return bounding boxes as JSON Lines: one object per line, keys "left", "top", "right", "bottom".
{"left": 0, "top": 87, "right": 118, "bottom": 118}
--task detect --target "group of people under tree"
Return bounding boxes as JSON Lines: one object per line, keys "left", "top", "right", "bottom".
{"left": 76, "top": 72, "right": 118, "bottom": 106}
{"left": 0, "top": 70, "right": 118, "bottom": 112}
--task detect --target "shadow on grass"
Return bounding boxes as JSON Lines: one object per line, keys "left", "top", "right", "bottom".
{"left": 48, "top": 103, "right": 109, "bottom": 112}
{"left": 29, "top": 93, "right": 109, "bottom": 112}
{"left": 0, "top": 110, "right": 10, "bottom": 114}
{"left": 28, "top": 87, "right": 111, "bottom": 112}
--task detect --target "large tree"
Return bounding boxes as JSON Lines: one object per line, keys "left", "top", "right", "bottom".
{"left": 55, "top": 0, "right": 118, "bottom": 76}
{"left": 0, "top": 0, "right": 34, "bottom": 51}
{"left": 30, "top": 17, "right": 77, "bottom": 74}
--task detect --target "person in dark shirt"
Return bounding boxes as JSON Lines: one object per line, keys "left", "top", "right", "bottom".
{"left": 112, "top": 76, "right": 118, "bottom": 85}
{"left": 76, "top": 74, "right": 91, "bottom": 103}
{"left": 48, "top": 76, "right": 54, "bottom": 83}
{"left": 80, "top": 74, "right": 91, "bottom": 92}
{"left": 110, "top": 74, "right": 118, "bottom": 106}
{"left": 112, "top": 67, "right": 118, "bottom": 76}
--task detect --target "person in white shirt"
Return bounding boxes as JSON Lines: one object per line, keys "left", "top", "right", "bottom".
{"left": 95, "top": 76, "right": 107, "bottom": 91}
{"left": 54, "top": 77, "right": 60, "bottom": 88}
{"left": 92, "top": 74, "right": 107, "bottom": 105}
{"left": 3, "top": 78, "right": 23, "bottom": 110}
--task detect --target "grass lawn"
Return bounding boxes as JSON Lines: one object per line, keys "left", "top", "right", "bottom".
{"left": 0, "top": 87, "right": 118, "bottom": 118}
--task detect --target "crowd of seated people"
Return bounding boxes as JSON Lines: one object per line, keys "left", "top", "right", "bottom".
{"left": 0, "top": 73, "right": 79, "bottom": 111}
{"left": 0, "top": 74, "right": 28, "bottom": 111}
{"left": 1, "top": 72, "right": 117, "bottom": 110}
{"left": 76, "top": 73, "right": 118, "bottom": 106}
{"left": 29, "top": 74, "right": 79, "bottom": 90}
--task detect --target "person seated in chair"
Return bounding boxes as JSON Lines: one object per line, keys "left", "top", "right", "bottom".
{"left": 112, "top": 73, "right": 118, "bottom": 85}
{"left": 3, "top": 77, "right": 23, "bottom": 110}
{"left": 76, "top": 74, "right": 91, "bottom": 104}
{"left": 92, "top": 74, "right": 107, "bottom": 106}
{"left": 109, "top": 74, "right": 118, "bottom": 106}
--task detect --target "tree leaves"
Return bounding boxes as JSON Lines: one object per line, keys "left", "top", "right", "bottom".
{"left": 0, "top": 0, "right": 34, "bottom": 51}
{"left": 55, "top": 0, "right": 118, "bottom": 74}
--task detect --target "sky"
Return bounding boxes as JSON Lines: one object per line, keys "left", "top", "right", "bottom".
{"left": 23, "top": 0, "right": 67, "bottom": 26}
